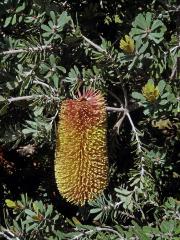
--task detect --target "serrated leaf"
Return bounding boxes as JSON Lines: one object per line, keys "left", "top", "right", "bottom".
{"left": 135, "top": 13, "right": 147, "bottom": 29}
{"left": 145, "top": 12, "right": 152, "bottom": 26}
{"left": 151, "top": 20, "right": 164, "bottom": 31}
{"left": 57, "top": 11, "right": 70, "bottom": 30}
{"left": 132, "top": 92, "right": 145, "bottom": 101}
{"left": 160, "top": 220, "right": 170, "bottom": 233}
{"left": 45, "top": 204, "right": 53, "bottom": 217}
{"left": 50, "top": 11, "right": 56, "bottom": 23}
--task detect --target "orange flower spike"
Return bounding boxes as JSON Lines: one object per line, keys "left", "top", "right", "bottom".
{"left": 55, "top": 90, "right": 108, "bottom": 205}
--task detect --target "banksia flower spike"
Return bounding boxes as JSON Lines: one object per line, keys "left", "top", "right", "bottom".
{"left": 55, "top": 89, "right": 108, "bottom": 205}
{"left": 120, "top": 35, "right": 135, "bottom": 54}
{"left": 142, "top": 80, "right": 160, "bottom": 102}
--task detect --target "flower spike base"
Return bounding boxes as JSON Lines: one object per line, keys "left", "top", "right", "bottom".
{"left": 55, "top": 90, "right": 108, "bottom": 205}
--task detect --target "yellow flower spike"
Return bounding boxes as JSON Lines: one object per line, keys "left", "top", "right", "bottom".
{"left": 55, "top": 89, "right": 108, "bottom": 205}
{"left": 120, "top": 35, "right": 135, "bottom": 53}
{"left": 5, "top": 199, "right": 17, "bottom": 208}
{"left": 142, "top": 81, "right": 160, "bottom": 102}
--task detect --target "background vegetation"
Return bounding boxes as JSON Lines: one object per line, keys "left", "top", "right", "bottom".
{"left": 0, "top": 0, "right": 179, "bottom": 239}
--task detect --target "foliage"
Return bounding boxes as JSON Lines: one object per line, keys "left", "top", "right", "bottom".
{"left": 1, "top": 195, "right": 179, "bottom": 239}
{"left": 0, "top": 0, "right": 179, "bottom": 239}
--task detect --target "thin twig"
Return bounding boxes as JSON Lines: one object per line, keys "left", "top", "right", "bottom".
{"left": 126, "top": 111, "right": 145, "bottom": 177}
{"left": 33, "top": 79, "right": 57, "bottom": 94}
{"left": 108, "top": 90, "right": 124, "bottom": 106}
{"left": 71, "top": 226, "right": 124, "bottom": 240}
{"left": 170, "top": 59, "right": 177, "bottom": 80}
{"left": 7, "top": 95, "right": 59, "bottom": 103}
{"left": 0, "top": 232, "right": 12, "bottom": 240}
{"left": 126, "top": 111, "right": 142, "bottom": 153}
{"left": 0, "top": 229, "right": 20, "bottom": 240}
{"left": 82, "top": 35, "right": 107, "bottom": 53}
{"left": 106, "top": 106, "right": 125, "bottom": 112}
{"left": 0, "top": 45, "right": 53, "bottom": 56}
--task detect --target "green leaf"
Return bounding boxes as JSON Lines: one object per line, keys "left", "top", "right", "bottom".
{"left": 12, "top": 14, "right": 17, "bottom": 25}
{"left": 25, "top": 209, "right": 36, "bottom": 217}
{"left": 34, "top": 106, "right": 44, "bottom": 116}
{"left": 26, "top": 223, "right": 38, "bottom": 232}
{"left": 42, "top": 32, "right": 52, "bottom": 37}
{"left": 149, "top": 32, "right": 164, "bottom": 43}
{"left": 158, "top": 80, "right": 166, "bottom": 95}
{"left": 41, "top": 24, "right": 51, "bottom": 32}
{"left": 4, "top": 16, "right": 12, "bottom": 27}
{"left": 49, "top": 54, "right": 56, "bottom": 65}
{"left": 52, "top": 74, "right": 60, "bottom": 88}
{"left": 159, "top": 99, "right": 168, "bottom": 105}
{"left": 19, "top": 15, "right": 23, "bottom": 23}
{"left": 132, "top": 221, "right": 150, "bottom": 240}
{"left": 57, "top": 11, "right": 70, "bottom": 30}
{"left": 57, "top": 66, "right": 66, "bottom": 73}
{"left": 22, "top": 128, "right": 37, "bottom": 134}
{"left": 115, "top": 188, "right": 132, "bottom": 195}
{"left": 130, "top": 178, "right": 140, "bottom": 186}
{"left": 16, "top": 2, "right": 25, "bottom": 13}
{"left": 0, "top": 96, "right": 6, "bottom": 102}
{"left": 145, "top": 12, "right": 152, "bottom": 27}
{"left": 134, "top": 13, "right": 147, "bottom": 29}
{"left": 138, "top": 41, "right": 149, "bottom": 54}
{"left": 94, "top": 211, "right": 103, "bottom": 221}
{"left": 45, "top": 204, "right": 53, "bottom": 217}
{"left": 50, "top": 11, "right": 56, "bottom": 23}
{"left": 90, "top": 208, "right": 102, "bottom": 214}
{"left": 132, "top": 92, "right": 145, "bottom": 101}
{"left": 160, "top": 220, "right": 170, "bottom": 233}
{"left": 0, "top": 104, "right": 8, "bottom": 116}
{"left": 151, "top": 20, "right": 164, "bottom": 31}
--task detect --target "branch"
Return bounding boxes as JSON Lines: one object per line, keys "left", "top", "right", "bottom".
{"left": 33, "top": 79, "right": 57, "bottom": 94}
{"left": 82, "top": 35, "right": 107, "bottom": 53}
{"left": 0, "top": 45, "right": 53, "bottom": 56}
{"left": 7, "top": 95, "right": 59, "bottom": 103}
{"left": 71, "top": 226, "right": 124, "bottom": 240}
{"left": 106, "top": 106, "right": 125, "bottom": 112}
{"left": 126, "top": 111, "right": 145, "bottom": 177}
{"left": 126, "top": 111, "right": 142, "bottom": 153}
{"left": 0, "top": 229, "right": 20, "bottom": 240}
